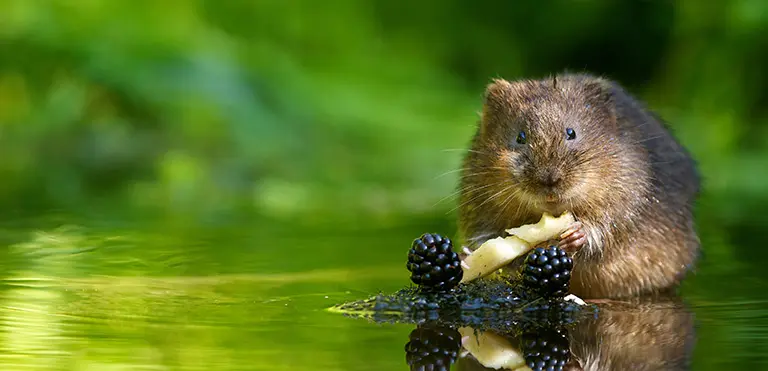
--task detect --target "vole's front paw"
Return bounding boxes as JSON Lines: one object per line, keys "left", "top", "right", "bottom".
{"left": 459, "top": 246, "right": 473, "bottom": 270}
{"left": 564, "top": 358, "right": 584, "bottom": 371}
{"left": 558, "top": 221, "right": 587, "bottom": 253}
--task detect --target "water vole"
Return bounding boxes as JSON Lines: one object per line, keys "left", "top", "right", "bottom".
{"left": 458, "top": 73, "right": 701, "bottom": 299}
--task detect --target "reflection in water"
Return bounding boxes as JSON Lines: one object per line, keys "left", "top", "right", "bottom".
{"left": 568, "top": 296, "right": 695, "bottom": 371}
{"left": 401, "top": 296, "right": 695, "bottom": 371}
{"left": 405, "top": 326, "right": 462, "bottom": 371}
{"left": 0, "top": 229, "right": 81, "bottom": 368}
{"left": 0, "top": 284, "right": 68, "bottom": 368}
{"left": 458, "top": 324, "right": 572, "bottom": 371}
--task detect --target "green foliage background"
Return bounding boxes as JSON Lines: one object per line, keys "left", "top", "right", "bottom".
{"left": 0, "top": 1, "right": 766, "bottom": 232}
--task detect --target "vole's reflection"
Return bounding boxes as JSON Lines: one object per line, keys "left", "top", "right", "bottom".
{"left": 405, "top": 296, "right": 694, "bottom": 371}
{"left": 565, "top": 296, "right": 695, "bottom": 371}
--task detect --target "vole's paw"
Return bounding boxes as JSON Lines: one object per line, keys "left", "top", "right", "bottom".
{"left": 459, "top": 246, "right": 473, "bottom": 260}
{"left": 564, "top": 358, "right": 584, "bottom": 371}
{"left": 459, "top": 246, "right": 473, "bottom": 270}
{"left": 559, "top": 221, "right": 587, "bottom": 253}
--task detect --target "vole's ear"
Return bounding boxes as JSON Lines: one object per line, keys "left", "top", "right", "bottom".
{"left": 480, "top": 79, "right": 513, "bottom": 136}
{"left": 483, "top": 78, "right": 517, "bottom": 112}
{"left": 480, "top": 79, "right": 524, "bottom": 133}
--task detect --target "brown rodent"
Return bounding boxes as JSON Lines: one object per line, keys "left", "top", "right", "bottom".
{"left": 457, "top": 73, "right": 701, "bottom": 299}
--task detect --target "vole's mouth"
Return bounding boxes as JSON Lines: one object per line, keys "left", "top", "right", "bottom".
{"left": 537, "top": 192, "right": 567, "bottom": 214}
{"left": 516, "top": 185, "right": 568, "bottom": 214}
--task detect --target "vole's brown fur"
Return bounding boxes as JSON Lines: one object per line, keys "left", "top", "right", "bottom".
{"left": 458, "top": 73, "right": 700, "bottom": 299}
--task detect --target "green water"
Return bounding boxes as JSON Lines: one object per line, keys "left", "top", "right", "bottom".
{"left": 0, "top": 212, "right": 765, "bottom": 370}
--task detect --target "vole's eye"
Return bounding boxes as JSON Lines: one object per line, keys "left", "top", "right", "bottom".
{"left": 565, "top": 128, "right": 576, "bottom": 140}
{"left": 516, "top": 131, "right": 527, "bottom": 145}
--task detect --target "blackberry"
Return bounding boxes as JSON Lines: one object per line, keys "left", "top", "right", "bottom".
{"left": 405, "top": 325, "right": 461, "bottom": 371}
{"left": 521, "top": 327, "right": 571, "bottom": 371}
{"left": 407, "top": 233, "right": 463, "bottom": 290}
{"left": 521, "top": 245, "right": 573, "bottom": 298}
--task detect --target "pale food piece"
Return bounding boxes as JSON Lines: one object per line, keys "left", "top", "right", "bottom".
{"left": 460, "top": 236, "right": 528, "bottom": 283}
{"left": 505, "top": 212, "right": 575, "bottom": 246}
{"left": 458, "top": 327, "right": 530, "bottom": 370}
{"left": 460, "top": 212, "right": 575, "bottom": 283}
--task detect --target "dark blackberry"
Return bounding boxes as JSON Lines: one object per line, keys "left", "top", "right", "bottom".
{"left": 521, "top": 245, "right": 573, "bottom": 298}
{"left": 405, "top": 325, "right": 461, "bottom": 371}
{"left": 521, "top": 327, "right": 571, "bottom": 371}
{"left": 407, "top": 233, "right": 463, "bottom": 290}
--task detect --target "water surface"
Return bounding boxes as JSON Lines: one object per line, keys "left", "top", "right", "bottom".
{"left": 0, "top": 212, "right": 766, "bottom": 370}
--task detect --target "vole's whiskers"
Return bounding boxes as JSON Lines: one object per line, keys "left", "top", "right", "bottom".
{"left": 513, "top": 190, "right": 530, "bottom": 218}
{"left": 493, "top": 188, "right": 522, "bottom": 227}
{"left": 441, "top": 148, "right": 488, "bottom": 156}
{"left": 434, "top": 182, "right": 493, "bottom": 208}
{"left": 466, "top": 231, "right": 497, "bottom": 247}
{"left": 446, "top": 182, "right": 502, "bottom": 214}
{"left": 475, "top": 183, "right": 516, "bottom": 211}
{"left": 434, "top": 167, "right": 470, "bottom": 179}
{"left": 436, "top": 163, "right": 508, "bottom": 181}
{"left": 437, "top": 164, "right": 513, "bottom": 210}
{"left": 454, "top": 170, "right": 502, "bottom": 180}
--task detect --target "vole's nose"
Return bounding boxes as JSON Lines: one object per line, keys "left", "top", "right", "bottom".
{"left": 538, "top": 170, "right": 562, "bottom": 187}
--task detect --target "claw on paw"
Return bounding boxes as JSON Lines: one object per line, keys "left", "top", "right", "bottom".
{"left": 558, "top": 221, "right": 586, "bottom": 253}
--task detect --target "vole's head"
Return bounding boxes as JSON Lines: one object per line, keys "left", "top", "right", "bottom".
{"left": 476, "top": 74, "right": 624, "bottom": 215}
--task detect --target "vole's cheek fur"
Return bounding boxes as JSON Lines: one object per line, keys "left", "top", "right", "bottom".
{"left": 498, "top": 149, "right": 523, "bottom": 178}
